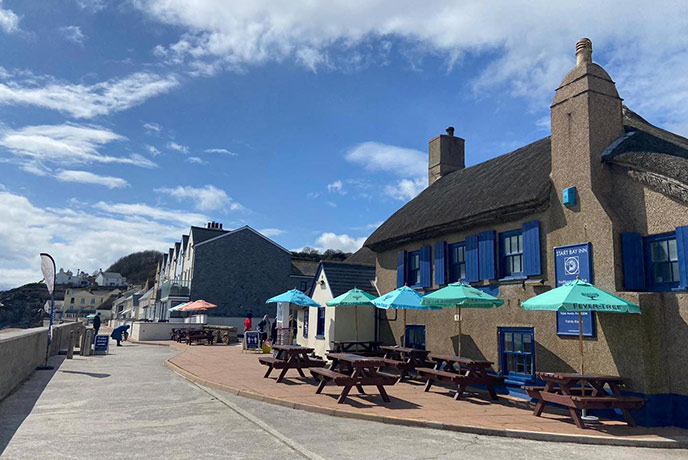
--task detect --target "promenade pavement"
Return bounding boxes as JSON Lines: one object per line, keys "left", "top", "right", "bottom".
{"left": 0, "top": 340, "right": 687, "bottom": 459}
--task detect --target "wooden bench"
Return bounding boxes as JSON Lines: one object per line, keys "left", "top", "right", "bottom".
{"left": 186, "top": 330, "right": 213, "bottom": 345}
{"left": 259, "top": 345, "right": 325, "bottom": 382}
{"left": 418, "top": 367, "right": 504, "bottom": 400}
{"left": 528, "top": 372, "right": 646, "bottom": 428}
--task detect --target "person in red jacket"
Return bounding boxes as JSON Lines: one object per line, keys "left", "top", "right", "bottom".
{"left": 243, "top": 312, "right": 253, "bottom": 333}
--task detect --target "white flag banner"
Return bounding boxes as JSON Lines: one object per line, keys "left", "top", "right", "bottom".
{"left": 40, "top": 253, "right": 56, "bottom": 295}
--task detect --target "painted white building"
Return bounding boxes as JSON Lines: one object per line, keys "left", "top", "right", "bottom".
{"left": 55, "top": 268, "right": 89, "bottom": 286}
{"left": 95, "top": 270, "right": 127, "bottom": 287}
{"left": 296, "top": 261, "right": 377, "bottom": 359}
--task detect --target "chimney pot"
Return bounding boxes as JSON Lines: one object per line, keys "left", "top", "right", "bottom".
{"left": 576, "top": 38, "right": 592, "bottom": 66}
{"left": 446, "top": 126, "right": 455, "bottom": 137}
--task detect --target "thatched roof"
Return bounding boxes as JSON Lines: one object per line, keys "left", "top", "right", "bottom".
{"left": 603, "top": 107, "right": 688, "bottom": 203}
{"left": 365, "top": 137, "right": 552, "bottom": 251}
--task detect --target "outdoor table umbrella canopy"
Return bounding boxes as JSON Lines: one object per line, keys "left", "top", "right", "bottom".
{"left": 521, "top": 278, "right": 640, "bottom": 374}
{"left": 266, "top": 289, "right": 320, "bottom": 307}
{"left": 178, "top": 300, "right": 217, "bottom": 312}
{"left": 326, "top": 288, "right": 376, "bottom": 341}
{"left": 372, "top": 286, "right": 437, "bottom": 346}
{"left": 421, "top": 282, "right": 504, "bottom": 357}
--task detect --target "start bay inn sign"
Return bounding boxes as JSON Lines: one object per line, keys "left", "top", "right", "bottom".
{"left": 554, "top": 242, "right": 596, "bottom": 337}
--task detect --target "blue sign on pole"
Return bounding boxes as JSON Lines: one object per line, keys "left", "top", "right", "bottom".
{"left": 554, "top": 243, "right": 595, "bottom": 337}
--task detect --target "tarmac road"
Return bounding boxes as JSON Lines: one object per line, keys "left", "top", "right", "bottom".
{"left": 0, "top": 342, "right": 685, "bottom": 460}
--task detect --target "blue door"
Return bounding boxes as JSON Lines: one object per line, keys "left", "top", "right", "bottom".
{"left": 405, "top": 325, "right": 426, "bottom": 349}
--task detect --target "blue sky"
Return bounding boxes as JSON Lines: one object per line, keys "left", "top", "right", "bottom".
{"left": 0, "top": 1, "right": 687, "bottom": 288}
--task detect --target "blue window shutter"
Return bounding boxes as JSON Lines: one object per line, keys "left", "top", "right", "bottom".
{"left": 396, "top": 250, "right": 406, "bottom": 288}
{"left": 420, "top": 245, "right": 432, "bottom": 288}
{"left": 466, "top": 235, "right": 479, "bottom": 282}
{"left": 621, "top": 232, "right": 645, "bottom": 291}
{"left": 434, "top": 241, "right": 446, "bottom": 285}
{"left": 676, "top": 226, "right": 688, "bottom": 290}
{"left": 522, "top": 220, "right": 542, "bottom": 276}
{"left": 478, "top": 231, "right": 496, "bottom": 280}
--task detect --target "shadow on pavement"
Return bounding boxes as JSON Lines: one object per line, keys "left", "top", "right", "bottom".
{"left": 0, "top": 354, "right": 65, "bottom": 456}
{"left": 60, "top": 370, "right": 110, "bottom": 379}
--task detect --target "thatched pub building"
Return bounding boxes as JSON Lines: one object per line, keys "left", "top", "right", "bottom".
{"left": 364, "top": 39, "right": 688, "bottom": 427}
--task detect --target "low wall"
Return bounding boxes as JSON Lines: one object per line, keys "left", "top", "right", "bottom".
{"left": 131, "top": 321, "right": 203, "bottom": 341}
{"left": 0, "top": 322, "right": 81, "bottom": 401}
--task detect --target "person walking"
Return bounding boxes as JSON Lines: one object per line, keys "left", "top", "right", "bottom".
{"left": 110, "top": 324, "right": 130, "bottom": 347}
{"left": 93, "top": 313, "right": 101, "bottom": 336}
{"left": 243, "top": 312, "right": 253, "bottom": 333}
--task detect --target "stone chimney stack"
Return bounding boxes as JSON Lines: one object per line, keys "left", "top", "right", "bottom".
{"left": 549, "top": 38, "right": 624, "bottom": 290}
{"left": 428, "top": 126, "right": 465, "bottom": 186}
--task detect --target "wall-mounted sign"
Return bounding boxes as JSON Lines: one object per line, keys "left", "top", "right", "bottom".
{"left": 554, "top": 243, "right": 595, "bottom": 337}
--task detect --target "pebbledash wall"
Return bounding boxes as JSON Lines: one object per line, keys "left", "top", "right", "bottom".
{"left": 365, "top": 39, "right": 688, "bottom": 428}
{"left": 0, "top": 322, "right": 82, "bottom": 401}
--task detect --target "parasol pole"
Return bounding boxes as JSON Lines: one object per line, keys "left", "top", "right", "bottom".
{"left": 458, "top": 305, "right": 462, "bottom": 357}
{"left": 402, "top": 309, "right": 407, "bottom": 346}
{"left": 355, "top": 305, "right": 359, "bottom": 342}
{"left": 578, "top": 311, "right": 584, "bottom": 375}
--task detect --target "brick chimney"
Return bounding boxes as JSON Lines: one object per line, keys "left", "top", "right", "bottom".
{"left": 428, "top": 126, "right": 465, "bottom": 185}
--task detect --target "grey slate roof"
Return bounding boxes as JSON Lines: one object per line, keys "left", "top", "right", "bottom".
{"left": 321, "top": 262, "right": 377, "bottom": 297}
{"left": 343, "top": 247, "right": 376, "bottom": 266}
{"left": 190, "top": 225, "right": 230, "bottom": 244}
{"left": 181, "top": 234, "right": 189, "bottom": 251}
{"left": 291, "top": 260, "right": 319, "bottom": 277}
{"left": 365, "top": 137, "right": 552, "bottom": 251}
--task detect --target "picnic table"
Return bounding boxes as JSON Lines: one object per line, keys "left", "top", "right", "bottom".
{"left": 186, "top": 329, "right": 214, "bottom": 345}
{"left": 330, "top": 340, "right": 382, "bottom": 356}
{"left": 311, "top": 353, "right": 396, "bottom": 404}
{"left": 418, "top": 355, "right": 504, "bottom": 401}
{"left": 259, "top": 345, "right": 326, "bottom": 383}
{"left": 524, "top": 372, "right": 646, "bottom": 429}
{"left": 379, "top": 345, "right": 432, "bottom": 382}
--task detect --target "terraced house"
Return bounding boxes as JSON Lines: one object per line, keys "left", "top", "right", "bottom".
{"left": 364, "top": 39, "right": 688, "bottom": 427}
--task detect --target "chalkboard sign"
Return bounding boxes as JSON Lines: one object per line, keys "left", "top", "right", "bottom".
{"left": 554, "top": 243, "right": 595, "bottom": 337}
{"left": 245, "top": 331, "right": 260, "bottom": 350}
{"left": 94, "top": 334, "right": 109, "bottom": 354}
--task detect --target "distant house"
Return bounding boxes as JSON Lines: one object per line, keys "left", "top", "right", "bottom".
{"left": 63, "top": 288, "right": 121, "bottom": 318}
{"left": 137, "top": 286, "right": 155, "bottom": 320}
{"left": 297, "top": 261, "right": 377, "bottom": 358}
{"left": 111, "top": 286, "right": 143, "bottom": 320}
{"left": 43, "top": 299, "right": 65, "bottom": 320}
{"left": 95, "top": 270, "right": 127, "bottom": 287}
{"left": 55, "top": 268, "right": 90, "bottom": 286}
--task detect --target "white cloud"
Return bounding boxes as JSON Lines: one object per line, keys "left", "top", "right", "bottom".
{"left": 259, "top": 228, "right": 285, "bottom": 237}
{"left": 314, "top": 232, "right": 366, "bottom": 253}
{"left": 93, "top": 201, "right": 208, "bottom": 226}
{"left": 137, "top": 1, "right": 688, "bottom": 134}
{"left": 345, "top": 141, "right": 427, "bottom": 201}
{"left": 146, "top": 145, "right": 161, "bottom": 156}
{"left": 0, "top": 0, "right": 19, "bottom": 34}
{"left": 168, "top": 141, "right": 189, "bottom": 154}
{"left": 384, "top": 177, "right": 427, "bottom": 201}
{"left": 74, "top": 0, "right": 108, "bottom": 12}
{"left": 155, "top": 184, "right": 242, "bottom": 212}
{"left": 143, "top": 122, "right": 162, "bottom": 133}
{"left": 327, "top": 180, "right": 344, "bottom": 194}
{"left": 55, "top": 170, "right": 128, "bottom": 189}
{"left": 204, "top": 147, "right": 237, "bottom": 156}
{"left": 0, "top": 188, "right": 208, "bottom": 289}
{"left": 60, "top": 25, "right": 86, "bottom": 45}
{"left": 0, "top": 123, "right": 157, "bottom": 171}
{"left": 185, "top": 156, "right": 206, "bottom": 164}
{"left": 345, "top": 142, "right": 426, "bottom": 178}
{"left": 0, "top": 70, "right": 179, "bottom": 118}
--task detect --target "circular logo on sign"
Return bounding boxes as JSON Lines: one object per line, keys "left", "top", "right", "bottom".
{"left": 564, "top": 256, "right": 580, "bottom": 275}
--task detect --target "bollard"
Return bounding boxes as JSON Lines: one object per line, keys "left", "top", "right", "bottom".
{"left": 80, "top": 329, "right": 88, "bottom": 356}
{"left": 67, "top": 330, "right": 75, "bottom": 359}
{"left": 87, "top": 329, "right": 95, "bottom": 356}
